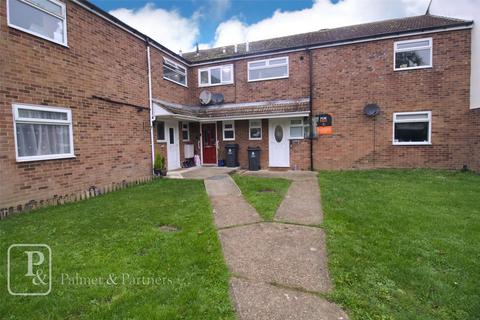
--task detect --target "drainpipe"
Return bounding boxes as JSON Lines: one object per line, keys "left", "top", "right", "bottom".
{"left": 307, "top": 49, "right": 314, "bottom": 171}
{"left": 146, "top": 38, "right": 155, "bottom": 175}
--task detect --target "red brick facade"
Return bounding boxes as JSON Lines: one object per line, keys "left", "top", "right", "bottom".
{"left": 0, "top": 0, "right": 478, "bottom": 211}
{"left": 0, "top": 0, "right": 152, "bottom": 209}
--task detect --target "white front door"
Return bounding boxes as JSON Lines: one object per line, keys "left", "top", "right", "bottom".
{"left": 166, "top": 120, "right": 180, "bottom": 170}
{"left": 269, "top": 118, "right": 290, "bottom": 167}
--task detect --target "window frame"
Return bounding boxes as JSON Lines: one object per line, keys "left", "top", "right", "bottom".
{"left": 289, "top": 118, "right": 304, "bottom": 139}
{"left": 249, "top": 119, "right": 262, "bottom": 140}
{"left": 393, "top": 38, "right": 432, "bottom": 71}
{"left": 181, "top": 122, "right": 190, "bottom": 141}
{"left": 12, "top": 103, "right": 75, "bottom": 162}
{"left": 222, "top": 121, "right": 235, "bottom": 141}
{"left": 392, "top": 111, "right": 432, "bottom": 146}
{"left": 6, "top": 0, "right": 68, "bottom": 47}
{"left": 156, "top": 120, "right": 166, "bottom": 142}
{"left": 198, "top": 64, "right": 234, "bottom": 87}
{"left": 163, "top": 57, "right": 188, "bottom": 87}
{"left": 247, "top": 56, "right": 289, "bottom": 82}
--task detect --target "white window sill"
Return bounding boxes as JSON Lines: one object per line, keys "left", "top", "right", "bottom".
{"left": 199, "top": 82, "right": 234, "bottom": 88}
{"left": 163, "top": 77, "right": 188, "bottom": 88}
{"left": 223, "top": 138, "right": 235, "bottom": 141}
{"left": 247, "top": 75, "right": 289, "bottom": 83}
{"left": 392, "top": 142, "right": 431, "bottom": 146}
{"left": 16, "top": 154, "right": 75, "bottom": 162}
{"left": 249, "top": 137, "right": 262, "bottom": 141}
{"left": 157, "top": 140, "right": 166, "bottom": 143}
{"left": 394, "top": 65, "right": 432, "bottom": 72}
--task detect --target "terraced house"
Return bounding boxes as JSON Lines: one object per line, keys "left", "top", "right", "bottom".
{"left": 1, "top": 0, "right": 478, "bottom": 211}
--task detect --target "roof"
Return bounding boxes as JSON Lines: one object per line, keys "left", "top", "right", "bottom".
{"left": 153, "top": 98, "right": 310, "bottom": 120}
{"left": 183, "top": 14, "right": 472, "bottom": 63}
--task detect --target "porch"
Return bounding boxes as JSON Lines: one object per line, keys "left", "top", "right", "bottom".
{"left": 152, "top": 98, "right": 312, "bottom": 172}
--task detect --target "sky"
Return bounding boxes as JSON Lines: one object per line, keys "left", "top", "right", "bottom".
{"left": 89, "top": 0, "right": 477, "bottom": 53}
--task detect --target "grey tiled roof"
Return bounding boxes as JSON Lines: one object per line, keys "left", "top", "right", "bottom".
{"left": 153, "top": 98, "right": 310, "bottom": 119}
{"left": 183, "top": 14, "right": 472, "bottom": 63}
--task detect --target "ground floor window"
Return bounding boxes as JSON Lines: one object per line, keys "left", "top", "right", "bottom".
{"left": 249, "top": 119, "right": 262, "bottom": 140}
{"left": 13, "top": 104, "right": 74, "bottom": 162}
{"left": 223, "top": 121, "right": 235, "bottom": 141}
{"left": 157, "top": 121, "right": 165, "bottom": 141}
{"left": 182, "top": 122, "right": 189, "bottom": 141}
{"left": 289, "top": 118, "right": 304, "bottom": 139}
{"left": 393, "top": 111, "right": 431, "bottom": 145}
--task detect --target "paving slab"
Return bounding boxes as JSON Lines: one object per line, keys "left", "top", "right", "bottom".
{"left": 275, "top": 178, "right": 323, "bottom": 225}
{"left": 180, "top": 166, "right": 238, "bottom": 179}
{"left": 230, "top": 277, "right": 348, "bottom": 320}
{"left": 219, "top": 222, "right": 332, "bottom": 293}
{"left": 210, "top": 195, "right": 262, "bottom": 228}
{"left": 205, "top": 174, "right": 262, "bottom": 228}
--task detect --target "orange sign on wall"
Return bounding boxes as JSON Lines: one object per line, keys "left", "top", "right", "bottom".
{"left": 316, "top": 114, "right": 333, "bottom": 135}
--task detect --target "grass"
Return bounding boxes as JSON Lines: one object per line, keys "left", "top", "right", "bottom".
{"left": 0, "top": 179, "right": 235, "bottom": 320}
{"left": 319, "top": 169, "right": 480, "bottom": 320}
{"left": 232, "top": 174, "right": 291, "bottom": 221}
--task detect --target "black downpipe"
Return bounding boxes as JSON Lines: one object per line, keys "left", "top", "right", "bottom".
{"left": 307, "top": 49, "right": 314, "bottom": 171}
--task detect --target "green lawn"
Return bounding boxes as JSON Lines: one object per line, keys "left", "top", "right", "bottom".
{"left": 232, "top": 174, "right": 291, "bottom": 221}
{"left": 0, "top": 179, "right": 234, "bottom": 320}
{"left": 319, "top": 170, "right": 480, "bottom": 320}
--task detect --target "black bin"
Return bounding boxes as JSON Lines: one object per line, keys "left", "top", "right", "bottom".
{"left": 225, "top": 144, "right": 239, "bottom": 167}
{"left": 247, "top": 147, "right": 261, "bottom": 171}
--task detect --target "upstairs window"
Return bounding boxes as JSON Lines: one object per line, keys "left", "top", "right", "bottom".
{"left": 393, "top": 111, "right": 432, "bottom": 145}
{"left": 394, "top": 38, "right": 432, "bottom": 71}
{"left": 198, "top": 65, "right": 233, "bottom": 87}
{"left": 13, "top": 104, "right": 74, "bottom": 162}
{"left": 163, "top": 58, "right": 187, "bottom": 86}
{"left": 7, "top": 0, "right": 67, "bottom": 46}
{"left": 248, "top": 57, "right": 289, "bottom": 82}
{"left": 181, "top": 122, "right": 189, "bottom": 141}
{"left": 249, "top": 119, "right": 262, "bottom": 140}
{"left": 222, "top": 121, "right": 235, "bottom": 141}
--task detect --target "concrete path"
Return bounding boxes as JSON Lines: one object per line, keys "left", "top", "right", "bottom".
{"left": 187, "top": 168, "right": 347, "bottom": 319}
{"left": 205, "top": 174, "right": 261, "bottom": 228}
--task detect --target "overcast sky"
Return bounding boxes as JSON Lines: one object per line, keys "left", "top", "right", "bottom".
{"left": 90, "top": 0, "right": 478, "bottom": 53}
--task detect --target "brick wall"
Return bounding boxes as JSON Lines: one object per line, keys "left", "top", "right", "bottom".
{"left": 190, "top": 52, "right": 310, "bottom": 104}
{"left": 310, "top": 30, "right": 474, "bottom": 170}
{"left": 216, "top": 120, "right": 269, "bottom": 169}
{"left": 0, "top": 0, "right": 153, "bottom": 208}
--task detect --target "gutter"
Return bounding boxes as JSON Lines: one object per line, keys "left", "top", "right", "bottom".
{"left": 146, "top": 39, "right": 155, "bottom": 175}
{"left": 307, "top": 49, "right": 314, "bottom": 171}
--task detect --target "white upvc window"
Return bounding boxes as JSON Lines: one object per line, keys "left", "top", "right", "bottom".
{"left": 249, "top": 119, "right": 262, "bottom": 140}
{"left": 289, "top": 118, "right": 304, "bottom": 139}
{"left": 198, "top": 64, "right": 234, "bottom": 87}
{"left": 13, "top": 104, "right": 74, "bottom": 162}
{"left": 393, "top": 111, "right": 432, "bottom": 145}
{"left": 181, "top": 122, "right": 190, "bottom": 141}
{"left": 7, "top": 0, "right": 68, "bottom": 46}
{"left": 248, "top": 56, "right": 289, "bottom": 82}
{"left": 394, "top": 38, "right": 432, "bottom": 71}
{"left": 222, "top": 121, "right": 235, "bottom": 141}
{"left": 163, "top": 57, "right": 187, "bottom": 87}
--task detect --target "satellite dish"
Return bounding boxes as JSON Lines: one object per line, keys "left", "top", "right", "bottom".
{"left": 363, "top": 103, "right": 380, "bottom": 117}
{"left": 199, "top": 90, "right": 224, "bottom": 106}
{"left": 199, "top": 90, "right": 212, "bottom": 105}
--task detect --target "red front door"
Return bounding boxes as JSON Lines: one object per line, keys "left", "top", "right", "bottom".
{"left": 202, "top": 123, "right": 217, "bottom": 164}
